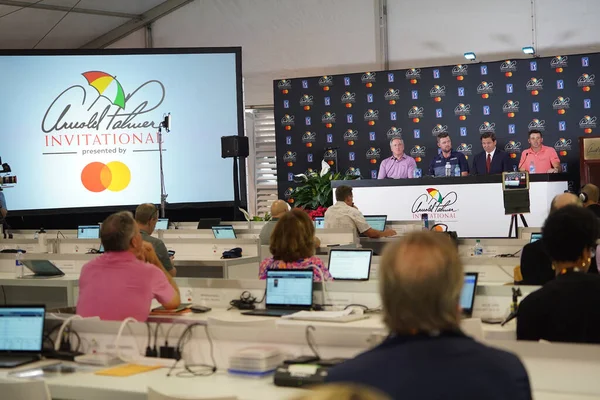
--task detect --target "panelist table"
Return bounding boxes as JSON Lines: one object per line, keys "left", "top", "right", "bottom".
{"left": 332, "top": 174, "right": 568, "bottom": 238}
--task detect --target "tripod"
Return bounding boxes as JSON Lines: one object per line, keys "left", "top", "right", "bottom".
{"left": 157, "top": 114, "right": 170, "bottom": 219}
{"left": 508, "top": 213, "right": 528, "bottom": 238}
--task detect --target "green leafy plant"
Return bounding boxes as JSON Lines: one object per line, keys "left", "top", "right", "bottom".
{"left": 291, "top": 161, "right": 359, "bottom": 210}
{"left": 238, "top": 208, "right": 272, "bottom": 221}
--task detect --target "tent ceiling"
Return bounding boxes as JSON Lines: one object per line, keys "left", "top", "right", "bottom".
{"left": 0, "top": 0, "right": 186, "bottom": 49}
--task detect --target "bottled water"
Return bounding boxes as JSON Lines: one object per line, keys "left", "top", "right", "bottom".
{"left": 445, "top": 162, "right": 452, "bottom": 177}
{"left": 454, "top": 164, "right": 461, "bottom": 177}
{"left": 529, "top": 161, "right": 535, "bottom": 174}
{"left": 15, "top": 250, "right": 23, "bottom": 278}
{"left": 473, "top": 240, "right": 484, "bottom": 256}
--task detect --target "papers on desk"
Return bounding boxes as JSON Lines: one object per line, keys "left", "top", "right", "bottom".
{"left": 282, "top": 309, "right": 369, "bottom": 323}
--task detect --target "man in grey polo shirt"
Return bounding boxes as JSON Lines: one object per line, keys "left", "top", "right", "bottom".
{"left": 135, "top": 203, "right": 176, "bottom": 277}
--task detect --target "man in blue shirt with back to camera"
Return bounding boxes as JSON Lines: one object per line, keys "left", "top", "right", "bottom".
{"left": 428, "top": 132, "right": 469, "bottom": 177}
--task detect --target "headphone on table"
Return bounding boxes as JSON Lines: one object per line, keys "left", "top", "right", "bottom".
{"left": 580, "top": 184, "right": 589, "bottom": 203}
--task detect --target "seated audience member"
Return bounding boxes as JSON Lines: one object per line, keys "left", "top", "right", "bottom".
{"left": 517, "top": 206, "right": 600, "bottom": 343}
{"left": 581, "top": 183, "right": 600, "bottom": 219}
{"left": 259, "top": 200, "right": 289, "bottom": 245}
{"left": 77, "top": 211, "right": 181, "bottom": 321}
{"left": 259, "top": 209, "right": 332, "bottom": 282}
{"left": 327, "top": 231, "right": 532, "bottom": 400}
{"left": 324, "top": 185, "right": 396, "bottom": 238}
{"left": 294, "top": 384, "right": 390, "bottom": 400}
{"left": 135, "top": 203, "right": 176, "bottom": 277}
{"left": 520, "top": 193, "right": 581, "bottom": 285}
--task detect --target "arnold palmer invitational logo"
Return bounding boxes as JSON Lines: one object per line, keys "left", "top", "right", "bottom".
{"left": 405, "top": 68, "right": 421, "bottom": 80}
{"left": 344, "top": 129, "right": 359, "bottom": 145}
{"left": 580, "top": 115, "right": 597, "bottom": 133}
{"left": 384, "top": 88, "right": 400, "bottom": 104}
{"left": 526, "top": 77, "right": 544, "bottom": 95}
{"left": 500, "top": 60, "right": 517, "bottom": 77}
{"left": 318, "top": 75, "right": 333, "bottom": 91}
{"left": 410, "top": 145, "right": 426, "bottom": 162}
{"left": 551, "top": 56, "right": 568, "bottom": 69}
{"left": 452, "top": 64, "right": 468, "bottom": 80}
{"left": 387, "top": 126, "right": 402, "bottom": 139}
{"left": 301, "top": 131, "right": 316, "bottom": 147}
{"left": 412, "top": 188, "right": 458, "bottom": 220}
{"left": 479, "top": 121, "right": 496, "bottom": 133}
{"left": 432, "top": 124, "right": 449, "bottom": 136}
{"left": 341, "top": 91, "right": 356, "bottom": 107}
{"left": 277, "top": 79, "right": 292, "bottom": 93}
{"left": 366, "top": 147, "right": 381, "bottom": 164}
{"left": 299, "top": 94, "right": 313, "bottom": 110}
{"left": 430, "top": 85, "right": 446, "bottom": 101}
{"left": 504, "top": 141, "right": 522, "bottom": 159}
{"left": 528, "top": 119, "right": 546, "bottom": 132}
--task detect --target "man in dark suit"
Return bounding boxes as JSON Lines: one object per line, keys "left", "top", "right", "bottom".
{"left": 471, "top": 132, "right": 511, "bottom": 175}
{"left": 327, "top": 231, "right": 532, "bottom": 400}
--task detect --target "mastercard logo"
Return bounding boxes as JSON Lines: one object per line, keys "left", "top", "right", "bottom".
{"left": 81, "top": 161, "right": 131, "bottom": 193}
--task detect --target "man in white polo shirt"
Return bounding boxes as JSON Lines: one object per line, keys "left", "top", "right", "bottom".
{"left": 324, "top": 185, "right": 396, "bottom": 238}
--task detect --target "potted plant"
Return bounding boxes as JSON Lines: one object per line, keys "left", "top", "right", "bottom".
{"left": 291, "top": 161, "right": 359, "bottom": 219}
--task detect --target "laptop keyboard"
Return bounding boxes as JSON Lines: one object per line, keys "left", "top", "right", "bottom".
{"left": 242, "top": 309, "right": 297, "bottom": 317}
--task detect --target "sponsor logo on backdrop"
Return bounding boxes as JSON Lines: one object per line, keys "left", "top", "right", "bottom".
{"left": 503, "top": 100, "right": 520, "bottom": 118}
{"left": 346, "top": 167, "right": 361, "bottom": 177}
{"left": 364, "top": 109, "right": 379, "bottom": 125}
{"left": 299, "top": 94, "right": 313, "bottom": 110}
{"left": 529, "top": 119, "right": 546, "bottom": 131}
{"left": 286, "top": 136, "right": 292, "bottom": 145}
{"left": 281, "top": 114, "right": 295, "bottom": 130}
{"left": 504, "top": 140, "right": 522, "bottom": 159}
{"left": 553, "top": 96, "right": 570, "bottom": 114}
{"left": 580, "top": 115, "right": 597, "bottom": 133}
{"left": 369, "top": 132, "right": 376, "bottom": 141}
{"left": 302, "top": 80, "right": 308, "bottom": 88}
{"left": 456, "top": 143, "right": 472, "bottom": 158}
{"left": 500, "top": 60, "right": 517, "bottom": 77}
{"left": 388, "top": 73, "right": 395, "bottom": 82}
{"left": 408, "top": 106, "right": 424, "bottom": 123}
{"left": 361, "top": 72, "right": 376, "bottom": 87}
{"left": 582, "top": 57, "right": 590, "bottom": 67}
{"left": 551, "top": 56, "right": 568, "bottom": 70}
{"left": 483, "top": 105, "right": 490, "bottom": 115}
{"left": 414, "top": 129, "right": 420, "bottom": 138}
{"left": 578, "top": 73, "right": 595, "bottom": 91}
{"left": 430, "top": 85, "right": 446, "bottom": 102}
{"left": 344, "top": 77, "right": 350, "bottom": 86}
{"left": 476, "top": 81, "right": 494, "bottom": 98}
{"left": 344, "top": 129, "right": 359, "bottom": 145}
{"left": 460, "top": 127, "right": 467, "bottom": 136}
{"left": 479, "top": 121, "right": 496, "bottom": 133}
{"left": 278, "top": 79, "right": 292, "bottom": 93}
{"left": 318, "top": 75, "right": 333, "bottom": 91}
{"left": 384, "top": 88, "right": 400, "bottom": 105}
{"left": 411, "top": 188, "right": 458, "bottom": 219}
{"left": 406, "top": 68, "right": 421, "bottom": 84}
{"left": 341, "top": 91, "right": 356, "bottom": 108}
{"left": 323, "top": 149, "right": 337, "bottom": 165}
{"left": 387, "top": 126, "right": 402, "bottom": 140}
{"left": 305, "top": 117, "right": 311, "bottom": 125}
{"left": 452, "top": 64, "right": 468, "bottom": 80}
{"left": 283, "top": 151, "right": 297, "bottom": 166}
{"left": 508, "top": 124, "right": 516, "bottom": 134}
{"left": 284, "top": 187, "right": 294, "bottom": 203}
{"left": 554, "top": 138, "right": 572, "bottom": 156}
{"left": 321, "top": 112, "right": 336, "bottom": 128}
{"left": 432, "top": 124, "right": 449, "bottom": 136}
{"left": 410, "top": 145, "right": 426, "bottom": 162}
{"left": 530, "top": 61, "right": 537, "bottom": 71}
{"left": 433, "top": 69, "right": 440, "bottom": 79}
{"left": 283, "top": 100, "right": 289, "bottom": 108}
{"left": 302, "top": 131, "right": 316, "bottom": 147}
{"left": 454, "top": 103, "right": 470, "bottom": 120}
{"left": 480, "top": 65, "right": 488, "bottom": 75}
{"left": 366, "top": 147, "right": 381, "bottom": 164}
{"left": 526, "top": 77, "right": 543, "bottom": 95}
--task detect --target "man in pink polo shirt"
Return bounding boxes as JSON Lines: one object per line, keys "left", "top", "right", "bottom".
{"left": 518, "top": 130, "right": 561, "bottom": 174}
{"left": 77, "top": 211, "right": 180, "bottom": 321}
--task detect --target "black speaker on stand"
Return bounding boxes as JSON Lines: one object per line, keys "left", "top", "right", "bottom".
{"left": 221, "top": 136, "right": 249, "bottom": 220}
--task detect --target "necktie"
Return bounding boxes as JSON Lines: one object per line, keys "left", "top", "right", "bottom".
{"left": 486, "top": 153, "right": 491, "bottom": 173}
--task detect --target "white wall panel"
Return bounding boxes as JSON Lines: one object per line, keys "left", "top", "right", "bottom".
{"left": 107, "top": 28, "right": 146, "bottom": 49}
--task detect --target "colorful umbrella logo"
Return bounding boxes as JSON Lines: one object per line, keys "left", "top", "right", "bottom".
{"left": 82, "top": 71, "right": 126, "bottom": 110}
{"left": 426, "top": 188, "right": 443, "bottom": 204}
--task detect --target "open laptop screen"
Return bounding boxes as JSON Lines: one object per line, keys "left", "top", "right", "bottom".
{"left": 328, "top": 249, "right": 372, "bottom": 281}
{"left": 314, "top": 217, "right": 325, "bottom": 229}
{"left": 212, "top": 225, "right": 236, "bottom": 239}
{"left": 77, "top": 225, "right": 100, "bottom": 239}
{"left": 266, "top": 270, "right": 313, "bottom": 307}
{"left": 155, "top": 218, "right": 169, "bottom": 230}
{"left": 530, "top": 232, "right": 542, "bottom": 243}
{"left": 364, "top": 215, "right": 387, "bottom": 231}
{"left": 460, "top": 273, "right": 478, "bottom": 315}
{"left": 0, "top": 306, "right": 45, "bottom": 352}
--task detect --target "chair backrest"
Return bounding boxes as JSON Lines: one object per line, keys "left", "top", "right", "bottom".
{"left": 148, "top": 387, "right": 237, "bottom": 400}
{"left": 514, "top": 265, "right": 523, "bottom": 283}
{"left": 0, "top": 379, "right": 51, "bottom": 400}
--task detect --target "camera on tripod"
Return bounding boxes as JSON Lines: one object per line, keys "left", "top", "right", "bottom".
{"left": 0, "top": 157, "right": 17, "bottom": 188}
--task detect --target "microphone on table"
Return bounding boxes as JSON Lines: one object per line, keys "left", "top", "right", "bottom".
{"left": 501, "top": 287, "right": 522, "bottom": 326}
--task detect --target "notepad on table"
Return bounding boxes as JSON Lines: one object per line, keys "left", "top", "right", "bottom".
{"left": 95, "top": 364, "right": 161, "bottom": 377}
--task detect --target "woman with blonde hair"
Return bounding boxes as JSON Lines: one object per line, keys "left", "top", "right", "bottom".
{"left": 258, "top": 209, "right": 332, "bottom": 281}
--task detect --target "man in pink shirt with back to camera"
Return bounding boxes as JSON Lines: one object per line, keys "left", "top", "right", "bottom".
{"left": 518, "top": 130, "right": 561, "bottom": 174}
{"left": 77, "top": 211, "right": 180, "bottom": 321}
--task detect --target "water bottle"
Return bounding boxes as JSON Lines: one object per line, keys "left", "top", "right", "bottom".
{"left": 413, "top": 168, "right": 422, "bottom": 178}
{"left": 15, "top": 250, "right": 23, "bottom": 278}
{"left": 445, "top": 162, "right": 452, "bottom": 177}
{"left": 473, "top": 240, "right": 484, "bottom": 256}
{"left": 454, "top": 164, "right": 461, "bottom": 177}
{"left": 38, "top": 228, "right": 47, "bottom": 253}
{"left": 529, "top": 161, "right": 535, "bottom": 174}
{"left": 421, "top": 214, "right": 429, "bottom": 230}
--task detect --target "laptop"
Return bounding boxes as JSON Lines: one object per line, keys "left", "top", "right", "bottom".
{"left": 314, "top": 217, "right": 325, "bottom": 229}
{"left": 530, "top": 232, "right": 542, "bottom": 243}
{"left": 460, "top": 272, "right": 479, "bottom": 318}
{"left": 327, "top": 249, "right": 373, "bottom": 281}
{"left": 77, "top": 225, "right": 100, "bottom": 239}
{"left": 21, "top": 260, "right": 65, "bottom": 278}
{"left": 0, "top": 305, "right": 45, "bottom": 368}
{"left": 364, "top": 215, "right": 387, "bottom": 231}
{"left": 212, "top": 225, "right": 236, "bottom": 239}
{"left": 198, "top": 218, "right": 222, "bottom": 229}
{"left": 155, "top": 218, "right": 169, "bottom": 230}
{"left": 243, "top": 269, "right": 314, "bottom": 317}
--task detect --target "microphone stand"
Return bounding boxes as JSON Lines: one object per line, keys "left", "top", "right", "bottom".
{"left": 501, "top": 287, "right": 522, "bottom": 326}
{"left": 157, "top": 117, "right": 170, "bottom": 219}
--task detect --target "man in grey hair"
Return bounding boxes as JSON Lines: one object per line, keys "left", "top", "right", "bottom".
{"left": 378, "top": 137, "right": 417, "bottom": 179}
{"left": 77, "top": 211, "right": 180, "bottom": 321}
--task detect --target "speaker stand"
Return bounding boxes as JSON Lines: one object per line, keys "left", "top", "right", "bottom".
{"left": 508, "top": 214, "right": 528, "bottom": 238}
{"left": 232, "top": 156, "right": 242, "bottom": 220}
{"left": 158, "top": 126, "right": 168, "bottom": 219}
